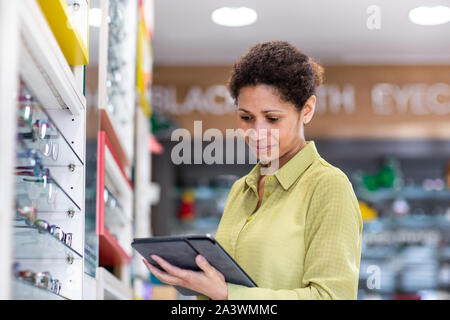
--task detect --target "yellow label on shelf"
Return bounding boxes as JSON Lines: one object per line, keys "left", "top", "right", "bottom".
{"left": 136, "top": 4, "right": 153, "bottom": 117}
{"left": 37, "top": 0, "right": 89, "bottom": 65}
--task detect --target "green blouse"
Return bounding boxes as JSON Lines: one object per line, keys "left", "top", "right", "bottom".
{"left": 198, "top": 141, "right": 362, "bottom": 300}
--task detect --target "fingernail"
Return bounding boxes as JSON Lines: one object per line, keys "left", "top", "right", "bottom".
{"left": 197, "top": 255, "right": 204, "bottom": 262}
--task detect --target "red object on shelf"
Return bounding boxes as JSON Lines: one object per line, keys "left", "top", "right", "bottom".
{"left": 149, "top": 133, "right": 163, "bottom": 154}
{"left": 394, "top": 293, "right": 421, "bottom": 300}
{"left": 99, "top": 228, "right": 131, "bottom": 265}
{"left": 96, "top": 131, "right": 132, "bottom": 266}
{"left": 178, "top": 189, "right": 195, "bottom": 221}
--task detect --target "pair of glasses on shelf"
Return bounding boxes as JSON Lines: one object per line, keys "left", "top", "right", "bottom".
{"left": 107, "top": 41, "right": 125, "bottom": 56}
{"left": 104, "top": 187, "right": 123, "bottom": 211}
{"left": 17, "top": 116, "right": 60, "bottom": 161}
{"left": 107, "top": 69, "right": 123, "bottom": 86}
{"left": 108, "top": 27, "right": 126, "bottom": 45}
{"left": 106, "top": 87, "right": 126, "bottom": 112}
{"left": 16, "top": 207, "right": 73, "bottom": 244}
{"left": 17, "top": 83, "right": 61, "bottom": 162}
{"left": 15, "top": 154, "right": 58, "bottom": 204}
{"left": 106, "top": 83, "right": 126, "bottom": 99}
{"left": 15, "top": 163, "right": 50, "bottom": 183}
{"left": 108, "top": 0, "right": 125, "bottom": 29}
{"left": 105, "top": 91, "right": 127, "bottom": 117}
{"left": 107, "top": 60, "right": 127, "bottom": 77}
{"left": 15, "top": 205, "right": 37, "bottom": 224}
{"left": 16, "top": 148, "right": 40, "bottom": 166}
{"left": 32, "top": 219, "right": 73, "bottom": 247}
{"left": 14, "top": 266, "right": 62, "bottom": 295}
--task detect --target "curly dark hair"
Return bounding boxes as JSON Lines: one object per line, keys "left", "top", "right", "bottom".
{"left": 228, "top": 41, "right": 324, "bottom": 111}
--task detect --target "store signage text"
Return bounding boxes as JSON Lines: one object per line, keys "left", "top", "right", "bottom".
{"left": 152, "top": 83, "right": 450, "bottom": 116}
{"left": 372, "top": 83, "right": 450, "bottom": 115}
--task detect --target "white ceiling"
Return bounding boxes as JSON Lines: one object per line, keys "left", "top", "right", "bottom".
{"left": 152, "top": 0, "right": 450, "bottom": 66}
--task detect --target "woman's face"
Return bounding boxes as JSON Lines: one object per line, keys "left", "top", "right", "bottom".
{"left": 236, "top": 84, "right": 315, "bottom": 164}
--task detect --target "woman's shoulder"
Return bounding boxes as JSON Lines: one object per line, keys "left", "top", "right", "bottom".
{"left": 307, "top": 157, "right": 355, "bottom": 193}
{"left": 306, "top": 157, "right": 362, "bottom": 227}
{"left": 227, "top": 175, "right": 247, "bottom": 195}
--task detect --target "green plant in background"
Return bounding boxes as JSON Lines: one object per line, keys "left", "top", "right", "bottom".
{"left": 360, "top": 158, "right": 403, "bottom": 192}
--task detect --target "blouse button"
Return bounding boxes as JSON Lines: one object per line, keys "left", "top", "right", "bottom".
{"left": 265, "top": 191, "right": 270, "bottom": 197}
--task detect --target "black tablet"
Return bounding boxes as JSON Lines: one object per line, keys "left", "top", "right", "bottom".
{"left": 131, "top": 234, "right": 257, "bottom": 296}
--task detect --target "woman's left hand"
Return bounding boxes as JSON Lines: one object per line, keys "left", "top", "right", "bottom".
{"left": 143, "top": 254, "right": 228, "bottom": 300}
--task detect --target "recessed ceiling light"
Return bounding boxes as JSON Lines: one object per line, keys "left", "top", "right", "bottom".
{"left": 409, "top": 6, "right": 450, "bottom": 26}
{"left": 211, "top": 7, "right": 257, "bottom": 27}
{"left": 89, "top": 8, "right": 102, "bottom": 27}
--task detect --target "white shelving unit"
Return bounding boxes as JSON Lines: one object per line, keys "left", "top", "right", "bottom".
{"left": 132, "top": 107, "right": 154, "bottom": 293}
{"left": 0, "top": 0, "right": 87, "bottom": 300}
{"left": 96, "top": 266, "right": 132, "bottom": 300}
{"left": 131, "top": 0, "right": 158, "bottom": 299}
{"left": 87, "top": 0, "right": 148, "bottom": 300}
{"left": 0, "top": 0, "right": 19, "bottom": 300}
{"left": 1, "top": 0, "right": 156, "bottom": 300}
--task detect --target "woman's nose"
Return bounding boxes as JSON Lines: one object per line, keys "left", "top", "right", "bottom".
{"left": 248, "top": 126, "right": 270, "bottom": 142}
{"left": 253, "top": 119, "right": 271, "bottom": 135}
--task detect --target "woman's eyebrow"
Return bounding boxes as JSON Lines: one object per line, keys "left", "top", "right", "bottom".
{"left": 238, "top": 107, "right": 283, "bottom": 113}
{"left": 262, "top": 109, "right": 283, "bottom": 113}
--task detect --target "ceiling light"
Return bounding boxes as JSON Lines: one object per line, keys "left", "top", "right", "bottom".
{"left": 89, "top": 8, "right": 102, "bottom": 27}
{"left": 211, "top": 7, "right": 257, "bottom": 27}
{"left": 408, "top": 6, "right": 450, "bottom": 26}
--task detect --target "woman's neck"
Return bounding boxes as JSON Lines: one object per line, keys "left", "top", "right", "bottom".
{"left": 261, "top": 140, "right": 307, "bottom": 174}
{"left": 279, "top": 140, "right": 307, "bottom": 168}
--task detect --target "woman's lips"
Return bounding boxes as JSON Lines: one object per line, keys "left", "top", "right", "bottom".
{"left": 256, "top": 145, "right": 274, "bottom": 152}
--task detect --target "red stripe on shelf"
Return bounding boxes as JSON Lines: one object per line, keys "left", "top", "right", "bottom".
{"left": 96, "top": 131, "right": 106, "bottom": 236}
{"left": 99, "top": 227, "right": 131, "bottom": 265}
{"left": 97, "top": 131, "right": 132, "bottom": 266}
{"left": 103, "top": 131, "right": 133, "bottom": 189}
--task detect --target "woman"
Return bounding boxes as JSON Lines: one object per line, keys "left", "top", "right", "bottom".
{"left": 143, "top": 41, "right": 363, "bottom": 300}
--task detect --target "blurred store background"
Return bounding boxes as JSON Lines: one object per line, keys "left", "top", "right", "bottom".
{"left": 0, "top": 0, "right": 449, "bottom": 300}
{"left": 148, "top": 0, "right": 450, "bottom": 300}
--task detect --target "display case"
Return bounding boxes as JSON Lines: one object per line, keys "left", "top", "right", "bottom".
{"left": 0, "top": 1, "right": 19, "bottom": 299}
{"left": 103, "top": 0, "right": 138, "bottom": 169}
{"left": 0, "top": 0, "right": 87, "bottom": 300}
{"left": 96, "top": 130, "right": 133, "bottom": 270}
{"left": 0, "top": 0, "right": 155, "bottom": 300}
{"left": 88, "top": 0, "right": 135, "bottom": 299}
{"left": 85, "top": 0, "right": 151, "bottom": 300}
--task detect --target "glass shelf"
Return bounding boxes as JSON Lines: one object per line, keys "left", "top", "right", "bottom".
{"left": 105, "top": 206, "right": 130, "bottom": 228}
{"left": 357, "top": 186, "right": 450, "bottom": 203}
{"left": 104, "top": 187, "right": 130, "bottom": 228}
{"left": 13, "top": 226, "right": 82, "bottom": 260}
{"left": 12, "top": 278, "right": 68, "bottom": 300}
{"left": 16, "top": 134, "right": 82, "bottom": 169}
{"left": 16, "top": 94, "right": 83, "bottom": 167}
{"left": 15, "top": 173, "right": 80, "bottom": 212}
